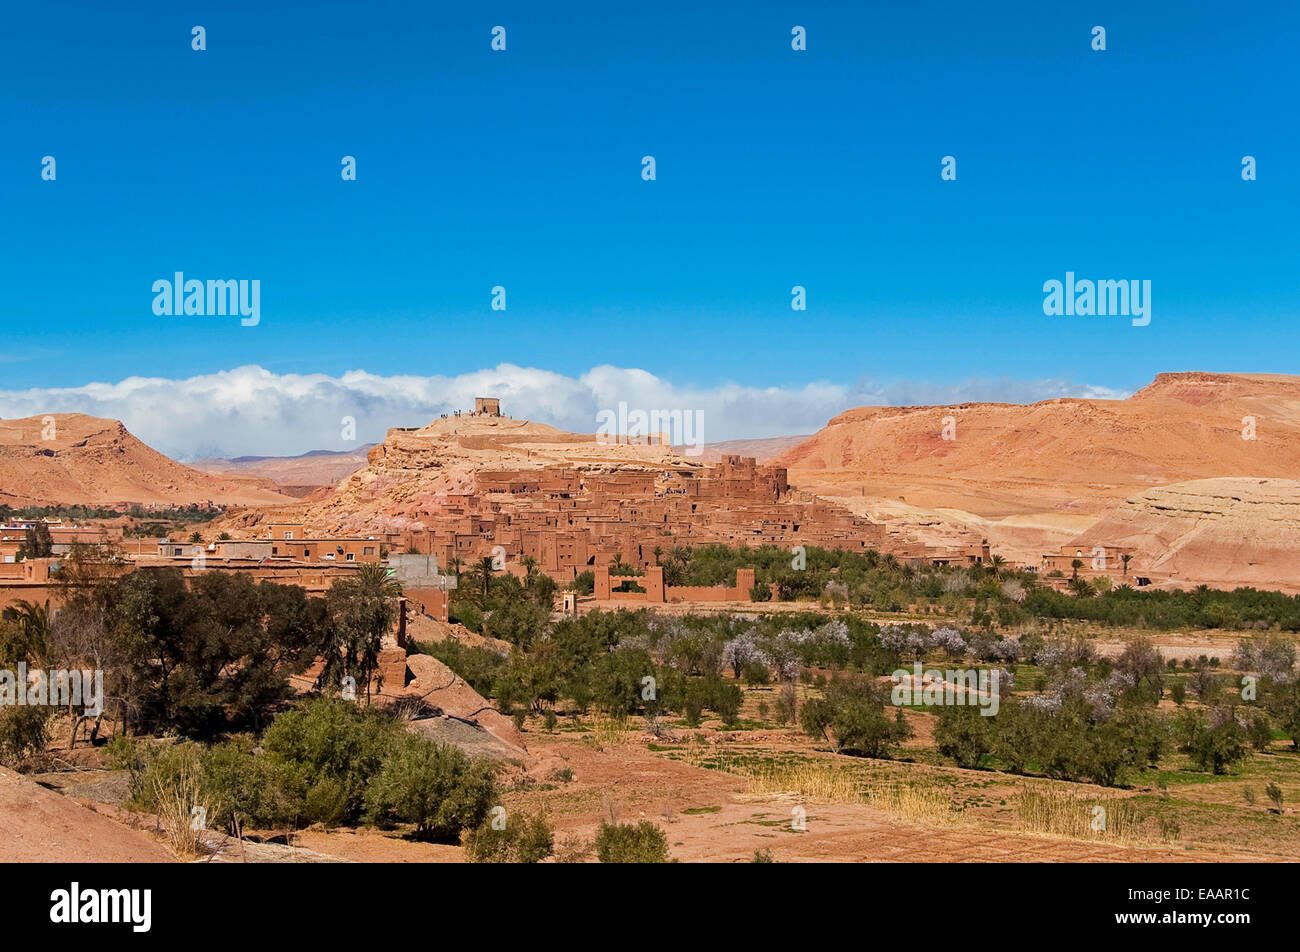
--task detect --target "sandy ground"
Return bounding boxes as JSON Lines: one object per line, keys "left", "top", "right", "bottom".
{"left": 502, "top": 732, "right": 1265, "bottom": 863}
{"left": 0, "top": 766, "right": 176, "bottom": 862}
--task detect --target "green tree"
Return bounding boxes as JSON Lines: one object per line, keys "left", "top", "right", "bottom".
{"left": 800, "top": 676, "right": 911, "bottom": 757}
{"left": 320, "top": 562, "right": 402, "bottom": 702}
{"left": 364, "top": 734, "right": 496, "bottom": 840}
{"left": 19, "top": 522, "right": 54, "bottom": 559}
{"left": 934, "top": 704, "right": 995, "bottom": 769}
{"left": 1178, "top": 708, "right": 1249, "bottom": 775}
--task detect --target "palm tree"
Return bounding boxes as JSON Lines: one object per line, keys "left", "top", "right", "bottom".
{"left": 1071, "top": 558, "right": 1083, "bottom": 581}
{"left": 448, "top": 556, "right": 463, "bottom": 583}
{"left": 1120, "top": 553, "right": 1132, "bottom": 578}
{"left": 356, "top": 560, "right": 402, "bottom": 599}
{"left": 8, "top": 599, "right": 51, "bottom": 665}
{"left": 321, "top": 562, "right": 402, "bottom": 703}
{"left": 474, "top": 555, "right": 495, "bottom": 601}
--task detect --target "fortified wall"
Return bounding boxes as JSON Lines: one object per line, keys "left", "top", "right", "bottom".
{"left": 593, "top": 565, "right": 772, "bottom": 603}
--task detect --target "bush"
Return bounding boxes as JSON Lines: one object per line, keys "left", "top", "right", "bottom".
{"left": 1266, "top": 680, "right": 1300, "bottom": 748}
{"left": 485, "top": 599, "right": 551, "bottom": 649}
{"left": 1265, "top": 781, "right": 1285, "bottom": 813}
{"left": 463, "top": 810, "right": 554, "bottom": 863}
{"left": 200, "top": 734, "right": 310, "bottom": 829}
{"left": 1244, "top": 708, "right": 1274, "bottom": 752}
{"left": 741, "top": 661, "right": 770, "bottom": 686}
{"left": 1178, "top": 708, "right": 1249, "bottom": 774}
{"left": 416, "top": 640, "right": 505, "bottom": 698}
{"left": 0, "top": 705, "right": 52, "bottom": 770}
{"left": 595, "top": 820, "right": 671, "bottom": 863}
{"left": 364, "top": 734, "right": 496, "bottom": 840}
{"left": 800, "top": 677, "right": 910, "bottom": 758}
{"left": 261, "top": 697, "right": 397, "bottom": 824}
{"left": 934, "top": 705, "right": 994, "bottom": 769}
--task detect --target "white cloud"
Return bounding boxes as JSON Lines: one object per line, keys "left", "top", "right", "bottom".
{"left": 0, "top": 365, "right": 1131, "bottom": 460}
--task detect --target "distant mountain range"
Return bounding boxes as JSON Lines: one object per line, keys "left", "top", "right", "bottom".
{"left": 191, "top": 446, "right": 378, "bottom": 496}
{"left": 7, "top": 372, "right": 1298, "bottom": 590}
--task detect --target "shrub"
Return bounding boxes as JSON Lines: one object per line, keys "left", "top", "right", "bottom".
{"left": 595, "top": 820, "right": 671, "bottom": 863}
{"left": 0, "top": 706, "right": 52, "bottom": 770}
{"left": 450, "top": 601, "right": 484, "bottom": 632}
{"left": 1265, "top": 781, "right": 1284, "bottom": 813}
{"left": 934, "top": 705, "right": 994, "bottom": 769}
{"left": 261, "top": 697, "right": 397, "bottom": 824}
{"left": 706, "top": 676, "right": 743, "bottom": 726}
{"left": 416, "top": 640, "right": 505, "bottom": 698}
{"left": 741, "top": 661, "right": 770, "bottom": 686}
{"left": 463, "top": 810, "right": 554, "bottom": 863}
{"left": 485, "top": 600, "right": 551, "bottom": 649}
{"left": 1245, "top": 708, "right": 1274, "bottom": 752}
{"left": 200, "top": 734, "right": 310, "bottom": 829}
{"left": 364, "top": 734, "right": 496, "bottom": 840}
{"left": 800, "top": 677, "right": 910, "bottom": 758}
{"left": 1177, "top": 708, "right": 1249, "bottom": 774}
{"left": 127, "top": 738, "right": 202, "bottom": 812}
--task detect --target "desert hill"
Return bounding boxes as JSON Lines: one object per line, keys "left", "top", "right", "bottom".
{"left": 197, "top": 435, "right": 805, "bottom": 491}
{"left": 1074, "top": 478, "right": 1300, "bottom": 592}
{"left": 775, "top": 372, "right": 1300, "bottom": 515}
{"left": 215, "top": 412, "right": 687, "bottom": 535}
{"left": 0, "top": 414, "right": 295, "bottom": 508}
{"left": 773, "top": 372, "right": 1300, "bottom": 570}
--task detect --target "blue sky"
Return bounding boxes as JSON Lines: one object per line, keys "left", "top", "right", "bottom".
{"left": 1, "top": 1, "right": 1297, "bottom": 455}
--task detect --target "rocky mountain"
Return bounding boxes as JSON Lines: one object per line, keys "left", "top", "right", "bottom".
{"left": 1074, "top": 478, "right": 1300, "bottom": 592}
